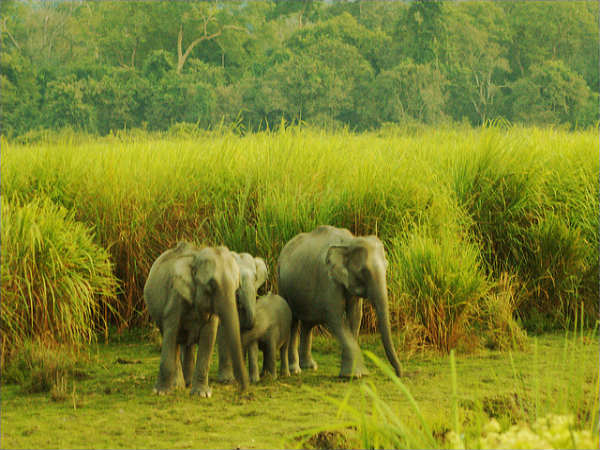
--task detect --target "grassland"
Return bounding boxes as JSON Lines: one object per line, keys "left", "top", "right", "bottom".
{"left": 1, "top": 330, "right": 597, "bottom": 449}
{"left": 2, "top": 125, "right": 597, "bottom": 354}
{"left": 1, "top": 125, "right": 598, "bottom": 448}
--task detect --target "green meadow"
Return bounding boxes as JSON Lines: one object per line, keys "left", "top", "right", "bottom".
{"left": 1, "top": 126, "right": 598, "bottom": 448}
{"left": 1, "top": 332, "right": 597, "bottom": 449}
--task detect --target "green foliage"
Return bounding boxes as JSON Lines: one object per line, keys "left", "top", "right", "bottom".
{"left": 42, "top": 75, "right": 96, "bottom": 132}
{"left": 369, "top": 61, "right": 447, "bottom": 126}
{"left": 0, "top": 51, "right": 41, "bottom": 136}
{"left": 142, "top": 49, "right": 174, "bottom": 81}
{"left": 510, "top": 59, "right": 596, "bottom": 128}
{"left": 2, "top": 126, "right": 596, "bottom": 347}
{"left": 0, "top": 196, "right": 118, "bottom": 366}
{"left": 447, "top": 128, "right": 598, "bottom": 331}
{"left": 402, "top": 0, "right": 446, "bottom": 65}
{"left": 146, "top": 72, "right": 215, "bottom": 129}
{"left": 0, "top": 1, "right": 596, "bottom": 135}
{"left": 391, "top": 230, "right": 489, "bottom": 352}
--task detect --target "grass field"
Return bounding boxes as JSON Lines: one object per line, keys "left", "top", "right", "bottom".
{"left": 2, "top": 126, "right": 597, "bottom": 353}
{"left": 1, "top": 330, "right": 597, "bottom": 449}
{"left": 1, "top": 125, "right": 598, "bottom": 449}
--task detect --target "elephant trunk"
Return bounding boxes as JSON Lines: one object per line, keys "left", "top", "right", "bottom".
{"left": 216, "top": 291, "right": 250, "bottom": 390}
{"left": 370, "top": 278, "right": 402, "bottom": 378}
{"left": 238, "top": 277, "right": 257, "bottom": 330}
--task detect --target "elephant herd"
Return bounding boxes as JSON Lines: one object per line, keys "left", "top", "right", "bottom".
{"left": 143, "top": 225, "right": 402, "bottom": 397}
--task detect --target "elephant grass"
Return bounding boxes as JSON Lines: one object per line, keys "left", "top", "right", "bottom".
{"left": 0, "top": 197, "right": 118, "bottom": 367}
{"left": 1, "top": 125, "right": 597, "bottom": 348}
{"left": 1, "top": 331, "right": 597, "bottom": 449}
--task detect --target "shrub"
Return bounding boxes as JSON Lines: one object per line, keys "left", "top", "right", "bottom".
{"left": 476, "top": 273, "right": 528, "bottom": 350}
{"left": 0, "top": 197, "right": 118, "bottom": 366}
{"left": 390, "top": 230, "right": 490, "bottom": 353}
{"left": 2, "top": 338, "right": 86, "bottom": 395}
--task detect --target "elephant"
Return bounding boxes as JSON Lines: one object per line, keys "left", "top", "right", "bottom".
{"left": 216, "top": 252, "right": 268, "bottom": 383}
{"left": 278, "top": 225, "right": 402, "bottom": 378}
{"left": 241, "top": 293, "right": 292, "bottom": 382}
{"left": 143, "top": 241, "right": 249, "bottom": 396}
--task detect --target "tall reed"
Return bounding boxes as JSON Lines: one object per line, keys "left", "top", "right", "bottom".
{"left": 0, "top": 196, "right": 118, "bottom": 366}
{"left": 1, "top": 125, "right": 596, "bottom": 345}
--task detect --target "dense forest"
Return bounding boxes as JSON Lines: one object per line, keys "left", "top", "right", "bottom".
{"left": 1, "top": 0, "right": 598, "bottom": 137}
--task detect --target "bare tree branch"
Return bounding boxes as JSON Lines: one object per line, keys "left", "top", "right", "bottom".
{"left": 176, "top": 20, "right": 245, "bottom": 73}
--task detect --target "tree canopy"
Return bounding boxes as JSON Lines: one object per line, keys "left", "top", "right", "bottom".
{"left": 1, "top": 0, "right": 597, "bottom": 136}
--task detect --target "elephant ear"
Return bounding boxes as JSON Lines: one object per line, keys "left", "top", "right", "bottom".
{"left": 172, "top": 256, "right": 195, "bottom": 304}
{"left": 326, "top": 245, "right": 350, "bottom": 290}
{"left": 194, "top": 256, "right": 218, "bottom": 295}
{"left": 347, "top": 245, "right": 368, "bottom": 273}
{"left": 254, "top": 257, "right": 268, "bottom": 291}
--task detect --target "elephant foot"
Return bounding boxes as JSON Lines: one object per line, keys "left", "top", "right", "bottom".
{"left": 250, "top": 373, "right": 260, "bottom": 383}
{"left": 280, "top": 369, "right": 291, "bottom": 378}
{"left": 300, "top": 358, "right": 318, "bottom": 371}
{"left": 190, "top": 385, "right": 212, "bottom": 398}
{"left": 339, "top": 365, "right": 369, "bottom": 379}
{"left": 260, "top": 370, "right": 277, "bottom": 380}
{"left": 289, "top": 363, "right": 301, "bottom": 375}
{"left": 153, "top": 385, "right": 170, "bottom": 395}
{"left": 217, "top": 371, "right": 235, "bottom": 384}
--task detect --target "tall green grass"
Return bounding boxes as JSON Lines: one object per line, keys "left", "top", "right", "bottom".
{"left": 0, "top": 196, "right": 118, "bottom": 366}
{"left": 1, "top": 125, "right": 597, "bottom": 350}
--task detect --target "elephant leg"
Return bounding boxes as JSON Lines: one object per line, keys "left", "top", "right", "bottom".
{"left": 347, "top": 297, "right": 363, "bottom": 341}
{"left": 329, "top": 313, "right": 368, "bottom": 378}
{"left": 288, "top": 317, "right": 301, "bottom": 374}
{"left": 180, "top": 343, "right": 195, "bottom": 388}
{"left": 263, "top": 338, "right": 278, "bottom": 379}
{"left": 190, "top": 315, "right": 219, "bottom": 397}
{"left": 299, "top": 323, "right": 318, "bottom": 370}
{"left": 280, "top": 339, "right": 290, "bottom": 377}
{"left": 247, "top": 341, "right": 260, "bottom": 383}
{"left": 155, "top": 326, "right": 178, "bottom": 394}
{"left": 216, "top": 326, "right": 234, "bottom": 383}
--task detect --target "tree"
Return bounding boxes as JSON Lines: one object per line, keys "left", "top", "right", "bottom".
{"left": 510, "top": 59, "right": 595, "bottom": 128}
{"left": 286, "top": 12, "right": 391, "bottom": 73}
{"left": 502, "top": 1, "right": 599, "bottom": 91}
{"left": 42, "top": 75, "right": 96, "bottom": 131}
{"left": 369, "top": 61, "right": 447, "bottom": 127}
{"left": 175, "top": 3, "right": 246, "bottom": 74}
{"left": 0, "top": 50, "right": 41, "bottom": 136}
{"left": 403, "top": 0, "right": 445, "bottom": 65}
{"left": 443, "top": 3, "right": 510, "bottom": 124}
{"left": 145, "top": 73, "right": 215, "bottom": 130}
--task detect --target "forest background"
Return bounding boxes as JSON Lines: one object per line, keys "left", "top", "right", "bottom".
{"left": 2, "top": 0, "right": 599, "bottom": 138}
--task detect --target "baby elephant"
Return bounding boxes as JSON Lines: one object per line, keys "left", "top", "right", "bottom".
{"left": 241, "top": 294, "right": 292, "bottom": 382}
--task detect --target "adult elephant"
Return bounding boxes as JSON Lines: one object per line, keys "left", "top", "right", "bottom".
{"left": 278, "top": 225, "right": 402, "bottom": 378}
{"left": 144, "top": 242, "right": 249, "bottom": 396}
{"left": 217, "top": 252, "right": 268, "bottom": 383}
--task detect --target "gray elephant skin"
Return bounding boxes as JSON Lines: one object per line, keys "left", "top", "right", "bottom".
{"left": 278, "top": 225, "right": 402, "bottom": 378}
{"left": 241, "top": 293, "right": 292, "bottom": 382}
{"left": 143, "top": 242, "right": 249, "bottom": 396}
{"left": 217, "top": 252, "right": 268, "bottom": 383}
